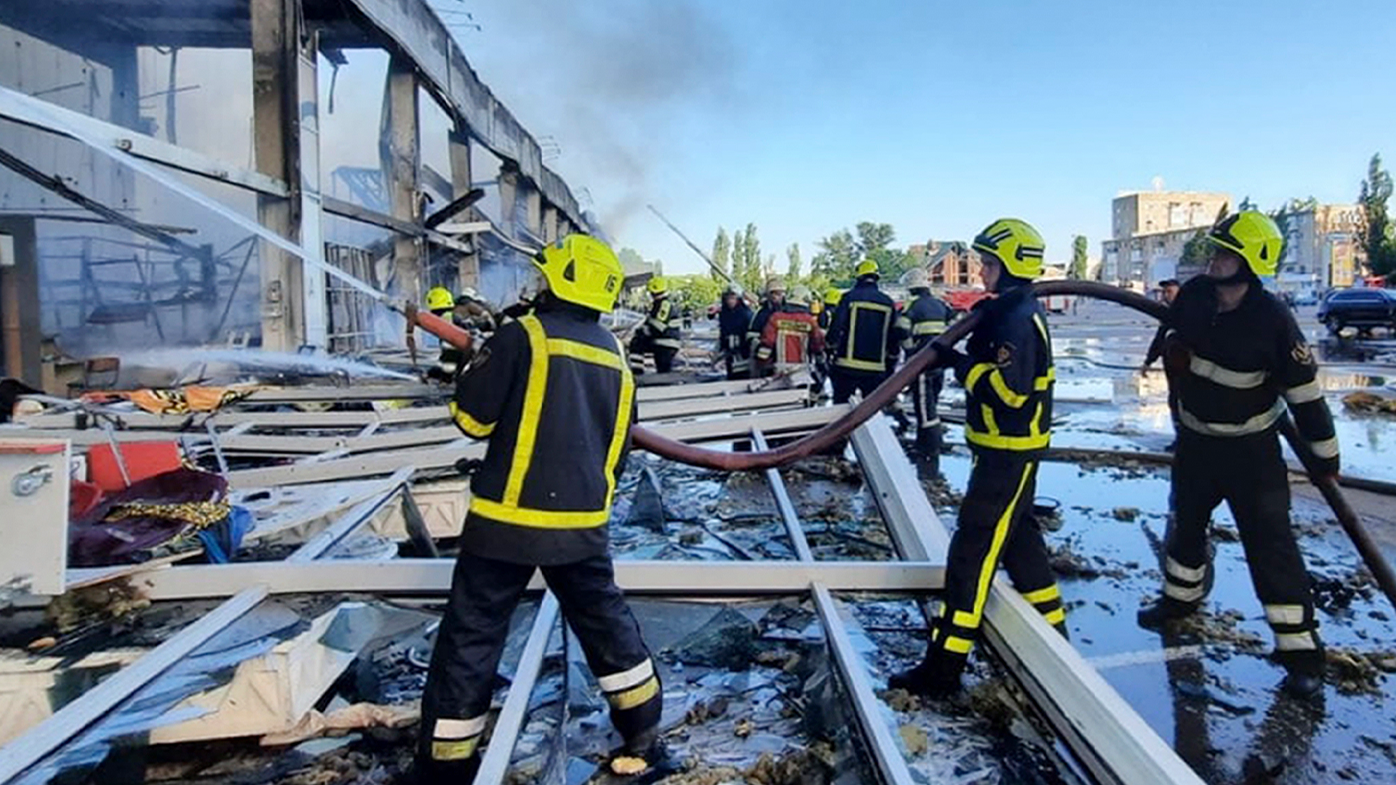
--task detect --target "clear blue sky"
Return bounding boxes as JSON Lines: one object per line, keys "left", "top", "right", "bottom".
{"left": 457, "top": 0, "right": 1396, "bottom": 274}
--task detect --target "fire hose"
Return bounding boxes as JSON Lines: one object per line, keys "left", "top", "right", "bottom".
{"left": 406, "top": 280, "right": 1396, "bottom": 610}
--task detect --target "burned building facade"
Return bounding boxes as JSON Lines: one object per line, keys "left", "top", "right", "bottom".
{"left": 0, "top": 0, "right": 595, "bottom": 385}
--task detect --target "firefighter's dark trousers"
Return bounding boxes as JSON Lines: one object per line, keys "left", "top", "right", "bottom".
{"left": 419, "top": 551, "right": 662, "bottom": 767}
{"left": 1164, "top": 430, "right": 1324, "bottom": 673}
{"left": 931, "top": 452, "right": 1064, "bottom": 669}
{"left": 911, "top": 367, "right": 944, "bottom": 452}
{"left": 628, "top": 334, "right": 677, "bottom": 374}
{"left": 830, "top": 367, "right": 886, "bottom": 404}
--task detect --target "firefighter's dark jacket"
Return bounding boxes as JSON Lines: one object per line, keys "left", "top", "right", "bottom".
{"left": 641, "top": 296, "right": 682, "bottom": 349}
{"left": 447, "top": 301, "right": 635, "bottom": 565}
{"left": 1163, "top": 277, "right": 1339, "bottom": 474}
{"left": 897, "top": 293, "right": 954, "bottom": 353}
{"left": 719, "top": 301, "right": 754, "bottom": 359}
{"left": 748, "top": 302, "right": 779, "bottom": 347}
{"left": 827, "top": 280, "right": 902, "bottom": 374}
{"left": 954, "top": 285, "right": 1055, "bottom": 455}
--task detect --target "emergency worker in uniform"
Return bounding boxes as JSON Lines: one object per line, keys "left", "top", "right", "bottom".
{"left": 891, "top": 219, "right": 1063, "bottom": 698}
{"left": 453, "top": 286, "right": 497, "bottom": 337}
{"left": 718, "top": 281, "right": 754, "bottom": 379}
{"left": 895, "top": 268, "right": 955, "bottom": 458}
{"left": 425, "top": 287, "right": 469, "bottom": 382}
{"left": 417, "top": 234, "right": 663, "bottom": 782}
{"left": 818, "top": 288, "right": 841, "bottom": 331}
{"left": 757, "top": 285, "right": 825, "bottom": 377}
{"left": 825, "top": 260, "right": 904, "bottom": 403}
{"left": 747, "top": 277, "right": 787, "bottom": 377}
{"left": 1138, "top": 211, "right": 1338, "bottom": 699}
{"left": 629, "top": 277, "right": 682, "bottom": 374}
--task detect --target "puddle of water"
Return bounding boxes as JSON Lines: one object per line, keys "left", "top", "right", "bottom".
{"left": 933, "top": 452, "right": 1396, "bottom": 785}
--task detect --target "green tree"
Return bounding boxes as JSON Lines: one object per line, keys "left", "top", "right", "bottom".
{"left": 669, "top": 274, "right": 721, "bottom": 315}
{"left": 812, "top": 228, "right": 859, "bottom": 283}
{"left": 867, "top": 247, "right": 912, "bottom": 281}
{"left": 711, "top": 228, "right": 731, "bottom": 282}
{"left": 1180, "top": 229, "right": 1210, "bottom": 270}
{"left": 1358, "top": 153, "right": 1396, "bottom": 279}
{"left": 1238, "top": 196, "right": 1257, "bottom": 213}
{"left": 1070, "top": 235, "right": 1089, "bottom": 280}
{"left": 786, "top": 243, "right": 803, "bottom": 281}
{"left": 855, "top": 221, "right": 896, "bottom": 255}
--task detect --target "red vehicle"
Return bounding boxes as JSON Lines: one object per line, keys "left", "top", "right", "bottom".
{"left": 944, "top": 289, "right": 993, "bottom": 313}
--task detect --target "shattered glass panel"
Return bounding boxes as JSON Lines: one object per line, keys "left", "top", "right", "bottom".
{"left": 510, "top": 598, "right": 877, "bottom": 785}
{"left": 0, "top": 120, "right": 265, "bottom": 352}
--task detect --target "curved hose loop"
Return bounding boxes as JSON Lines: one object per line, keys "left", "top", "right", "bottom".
{"left": 631, "top": 280, "right": 1167, "bottom": 470}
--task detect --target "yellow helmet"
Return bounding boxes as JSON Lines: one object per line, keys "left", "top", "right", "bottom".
{"left": 823, "top": 287, "right": 843, "bottom": 306}
{"left": 972, "top": 218, "right": 1046, "bottom": 280}
{"left": 647, "top": 276, "right": 668, "bottom": 296}
{"left": 1207, "top": 210, "right": 1283, "bottom": 277}
{"left": 533, "top": 234, "right": 624, "bottom": 312}
{"left": 855, "top": 259, "right": 879, "bottom": 278}
{"left": 426, "top": 286, "right": 455, "bottom": 312}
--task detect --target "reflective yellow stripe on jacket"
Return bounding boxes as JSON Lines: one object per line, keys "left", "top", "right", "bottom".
{"left": 467, "top": 316, "right": 634, "bottom": 529}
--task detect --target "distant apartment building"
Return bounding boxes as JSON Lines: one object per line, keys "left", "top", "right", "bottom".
{"left": 907, "top": 240, "right": 983, "bottom": 287}
{"left": 1275, "top": 204, "right": 1364, "bottom": 296}
{"left": 1100, "top": 190, "right": 1231, "bottom": 289}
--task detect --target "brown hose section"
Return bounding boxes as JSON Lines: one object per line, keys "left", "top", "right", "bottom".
{"left": 629, "top": 280, "right": 1166, "bottom": 469}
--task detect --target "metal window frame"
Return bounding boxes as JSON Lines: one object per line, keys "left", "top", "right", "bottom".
{"left": 6, "top": 405, "right": 1199, "bottom": 785}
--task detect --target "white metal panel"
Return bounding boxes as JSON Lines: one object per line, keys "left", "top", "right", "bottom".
{"left": 0, "top": 439, "right": 69, "bottom": 597}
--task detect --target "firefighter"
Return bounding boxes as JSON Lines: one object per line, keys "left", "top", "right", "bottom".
{"left": 890, "top": 219, "right": 1062, "bottom": 698}
{"left": 747, "top": 277, "right": 787, "bottom": 377}
{"left": 1143, "top": 278, "right": 1183, "bottom": 451}
{"left": 1137, "top": 211, "right": 1338, "bottom": 699}
{"left": 825, "top": 260, "right": 904, "bottom": 403}
{"left": 895, "top": 268, "right": 955, "bottom": 458}
{"left": 629, "top": 277, "right": 682, "bottom": 374}
{"left": 718, "top": 281, "right": 754, "bottom": 379}
{"left": 453, "top": 286, "right": 497, "bottom": 336}
{"left": 425, "top": 287, "right": 469, "bottom": 382}
{"left": 818, "top": 288, "right": 842, "bottom": 331}
{"left": 417, "top": 234, "right": 663, "bottom": 783}
{"left": 757, "top": 284, "right": 825, "bottom": 377}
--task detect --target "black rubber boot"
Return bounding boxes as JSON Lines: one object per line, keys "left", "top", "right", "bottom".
{"left": 1280, "top": 670, "right": 1324, "bottom": 699}
{"left": 1276, "top": 648, "right": 1326, "bottom": 700}
{"left": 914, "top": 425, "right": 942, "bottom": 458}
{"left": 1136, "top": 597, "right": 1199, "bottom": 629}
{"left": 887, "top": 654, "right": 964, "bottom": 699}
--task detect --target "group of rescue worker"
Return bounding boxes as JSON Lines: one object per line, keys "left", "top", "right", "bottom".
{"left": 413, "top": 208, "right": 1340, "bottom": 783}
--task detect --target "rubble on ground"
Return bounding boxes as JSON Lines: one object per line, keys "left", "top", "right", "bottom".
{"left": 1342, "top": 391, "right": 1396, "bottom": 416}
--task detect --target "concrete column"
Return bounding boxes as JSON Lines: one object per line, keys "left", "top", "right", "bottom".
{"left": 386, "top": 56, "right": 422, "bottom": 305}
{"left": 297, "top": 35, "right": 327, "bottom": 347}
{"left": 542, "top": 205, "right": 559, "bottom": 244}
{"left": 524, "top": 188, "right": 542, "bottom": 241}
{"left": 498, "top": 165, "right": 519, "bottom": 240}
{"left": 448, "top": 126, "right": 480, "bottom": 292}
{"left": 251, "top": 0, "right": 302, "bottom": 351}
{"left": 0, "top": 218, "right": 40, "bottom": 385}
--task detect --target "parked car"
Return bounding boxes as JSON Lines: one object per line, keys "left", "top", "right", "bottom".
{"left": 1316, "top": 288, "right": 1396, "bottom": 335}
